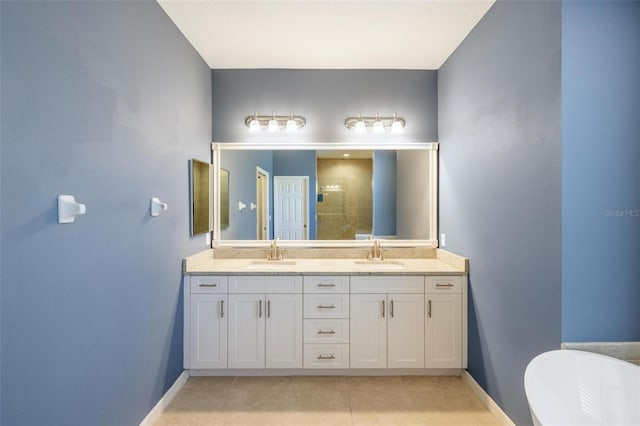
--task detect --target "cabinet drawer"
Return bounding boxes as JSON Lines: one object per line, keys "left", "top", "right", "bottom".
{"left": 425, "top": 276, "right": 462, "bottom": 293}
{"left": 304, "top": 276, "right": 349, "bottom": 293}
{"left": 304, "top": 319, "right": 349, "bottom": 344}
{"left": 190, "top": 276, "right": 228, "bottom": 293}
{"left": 229, "top": 276, "right": 302, "bottom": 293}
{"left": 304, "top": 294, "right": 349, "bottom": 318}
{"left": 303, "top": 344, "right": 350, "bottom": 369}
{"left": 350, "top": 276, "right": 425, "bottom": 293}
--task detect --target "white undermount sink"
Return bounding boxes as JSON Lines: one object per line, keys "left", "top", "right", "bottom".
{"left": 354, "top": 260, "right": 406, "bottom": 270}
{"left": 245, "top": 260, "right": 297, "bottom": 270}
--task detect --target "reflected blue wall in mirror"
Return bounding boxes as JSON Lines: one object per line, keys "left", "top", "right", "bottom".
{"left": 373, "top": 151, "right": 397, "bottom": 237}
{"left": 220, "top": 150, "right": 273, "bottom": 239}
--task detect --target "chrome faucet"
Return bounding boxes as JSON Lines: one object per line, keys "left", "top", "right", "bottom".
{"left": 267, "top": 237, "right": 283, "bottom": 261}
{"left": 368, "top": 239, "right": 384, "bottom": 261}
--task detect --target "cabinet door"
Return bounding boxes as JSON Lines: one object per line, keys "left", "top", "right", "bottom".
{"left": 425, "top": 294, "right": 462, "bottom": 368}
{"left": 228, "top": 294, "right": 265, "bottom": 368}
{"left": 190, "top": 294, "right": 227, "bottom": 369}
{"left": 265, "top": 294, "right": 303, "bottom": 368}
{"left": 350, "top": 294, "right": 387, "bottom": 368}
{"left": 388, "top": 294, "right": 424, "bottom": 368}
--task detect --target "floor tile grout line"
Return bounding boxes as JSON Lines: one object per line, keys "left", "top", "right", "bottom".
{"left": 347, "top": 388, "right": 354, "bottom": 425}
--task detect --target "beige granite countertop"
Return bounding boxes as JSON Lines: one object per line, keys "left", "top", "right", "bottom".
{"left": 183, "top": 248, "right": 467, "bottom": 276}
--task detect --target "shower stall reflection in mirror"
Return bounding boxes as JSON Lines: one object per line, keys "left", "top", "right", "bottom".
{"left": 211, "top": 142, "right": 439, "bottom": 248}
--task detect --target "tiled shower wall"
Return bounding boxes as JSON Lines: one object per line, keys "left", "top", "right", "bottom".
{"left": 317, "top": 158, "right": 373, "bottom": 240}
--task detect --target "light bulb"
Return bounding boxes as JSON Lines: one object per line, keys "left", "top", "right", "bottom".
{"left": 248, "top": 118, "right": 261, "bottom": 133}
{"left": 372, "top": 120, "right": 385, "bottom": 135}
{"left": 390, "top": 120, "right": 404, "bottom": 135}
{"left": 285, "top": 119, "right": 298, "bottom": 133}
{"left": 354, "top": 120, "right": 367, "bottom": 135}
{"left": 267, "top": 116, "right": 279, "bottom": 133}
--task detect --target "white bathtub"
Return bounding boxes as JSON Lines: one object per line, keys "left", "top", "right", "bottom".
{"left": 525, "top": 350, "right": 640, "bottom": 426}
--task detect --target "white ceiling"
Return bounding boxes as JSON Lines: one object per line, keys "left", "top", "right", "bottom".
{"left": 157, "top": 0, "right": 495, "bottom": 70}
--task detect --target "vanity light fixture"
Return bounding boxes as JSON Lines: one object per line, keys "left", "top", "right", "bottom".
{"left": 344, "top": 112, "right": 406, "bottom": 135}
{"left": 244, "top": 112, "right": 306, "bottom": 133}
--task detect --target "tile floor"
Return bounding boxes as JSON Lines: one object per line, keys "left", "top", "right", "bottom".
{"left": 154, "top": 375, "right": 502, "bottom": 425}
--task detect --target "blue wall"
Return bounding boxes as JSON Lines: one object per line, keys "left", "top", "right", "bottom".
{"left": 561, "top": 1, "right": 640, "bottom": 341}
{"left": 373, "top": 151, "right": 397, "bottom": 237}
{"left": 220, "top": 150, "right": 273, "bottom": 240}
{"left": 0, "top": 1, "right": 211, "bottom": 424}
{"left": 438, "top": 2, "right": 561, "bottom": 425}
{"left": 212, "top": 69, "right": 438, "bottom": 143}
{"left": 273, "top": 150, "right": 318, "bottom": 239}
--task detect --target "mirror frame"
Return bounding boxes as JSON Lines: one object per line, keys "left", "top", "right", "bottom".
{"left": 211, "top": 142, "right": 439, "bottom": 248}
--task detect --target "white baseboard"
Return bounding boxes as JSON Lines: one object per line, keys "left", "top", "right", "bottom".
{"left": 189, "top": 368, "right": 462, "bottom": 376}
{"left": 139, "top": 370, "right": 189, "bottom": 426}
{"left": 461, "top": 370, "right": 515, "bottom": 426}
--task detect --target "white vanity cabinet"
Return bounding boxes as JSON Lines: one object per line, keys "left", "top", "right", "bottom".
{"left": 350, "top": 276, "right": 425, "bottom": 369}
{"left": 227, "top": 276, "right": 303, "bottom": 369}
{"left": 303, "top": 276, "right": 350, "bottom": 368}
{"left": 187, "top": 276, "right": 228, "bottom": 369}
{"left": 425, "top": 276, "right": 463, "bottom": 368}
{"left": 184, "top": 271, "right": 467, "bottom": 373}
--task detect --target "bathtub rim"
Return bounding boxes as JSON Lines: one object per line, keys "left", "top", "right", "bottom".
{"left": 524, "top": 349, "right": 640, "bottom": 426}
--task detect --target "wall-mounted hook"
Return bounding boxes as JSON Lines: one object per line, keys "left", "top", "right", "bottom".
{"left": 150, "top": 197, "right": 168, "bottom": 217}
{"left": 250, "top": 202, "right": 257, "bottom": 211}
{"left": 238, "top": 201, "right": 247, "bottom": 211}
{"left": 58, "top": 195, "right": 86, "bottom": 224}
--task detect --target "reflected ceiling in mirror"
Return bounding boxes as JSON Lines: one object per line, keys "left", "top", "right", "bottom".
{"left": 212, "top": 142, "right": 438, "bottom": 247}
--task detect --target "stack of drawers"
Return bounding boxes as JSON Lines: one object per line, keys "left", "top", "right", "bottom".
{"left": 302, "top": 276, "right": 350, "bottom": 368}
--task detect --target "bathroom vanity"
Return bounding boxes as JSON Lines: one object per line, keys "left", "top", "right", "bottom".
{"left": 182, "top": 248, "right": 468, "bottom": 376}
{"left": 183, "top": 141, "right": 465, "bottom": 375}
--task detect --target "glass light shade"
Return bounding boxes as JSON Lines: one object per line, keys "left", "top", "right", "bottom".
{"left": 372, "top": 120, "right": 385, "bottom": 135}
{"left": 353, "top": 120, "right": 367, "bottom": 135}
{"left": 267, "top": 118, "right": 279, "bottom": 133}
{"left": 390, "top": 120, "right": 404, "bottom": 135}
{"left": 285, "top": 119, "right": 298, "bottom": 133}
{"left": 248, "top": 119, "right": 261, "bottom": 133}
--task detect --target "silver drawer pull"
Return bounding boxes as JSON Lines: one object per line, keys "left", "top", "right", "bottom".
{"left": 199, "top": 283, "right": 218, "bottom": 287}
{"left": 317, "top": 330, "right": 336, "bottom": 335}
{"left": 436, "top": 283, "right": 454, "bottom": 288}
{"left": 317, "top": 304, "right": 336, "bottom": 309}
{"left": 317, "top": 283, "right": 336, "bottom": 288}
{"left": 221, "top": 300, "right": 224, "bottom": 318}
{"left": 317, "top": 354, "right": 336, "bottom": 360}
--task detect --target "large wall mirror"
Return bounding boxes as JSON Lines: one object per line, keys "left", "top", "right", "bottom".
{"left": 212, "top": 142, "right": 438, "bottom": 247}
